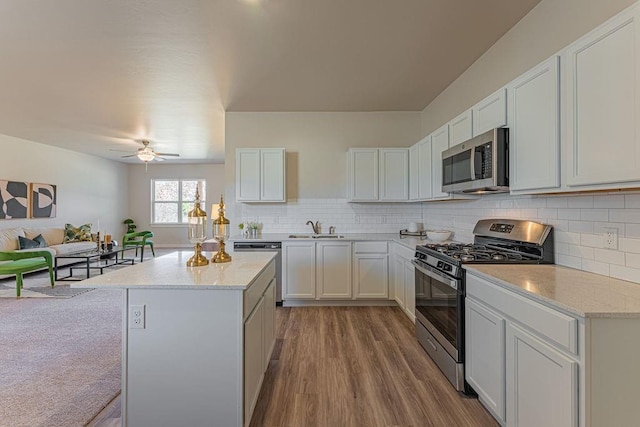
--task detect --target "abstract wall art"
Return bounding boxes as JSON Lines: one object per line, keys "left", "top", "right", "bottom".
{"left": 0, "top": 180, "right": 29, "bottom": 219}
{"left": 30, "top": 183, "right": 57, "bottom": 218}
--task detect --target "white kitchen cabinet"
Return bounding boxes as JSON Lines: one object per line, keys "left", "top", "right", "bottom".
{"left": 316, "top": 241, "right": 352, "bottom": 299}
{"left": 465, "top": 298, "right": 506, "bottom": 424}
{"left": 430, "top": 124, "right": 450, "bottom": 199}
{"left": 392, "top": 254, "right": 404, "bottom": 308}
{"left": 563, "top": 5, "right": 640, "bottom": 189}
{"left": 236, "top": 148, "right": 285, "bottom": 202}
{"left": 472, "top": 88, "right": 507, "bottom": 137}
{"left": 283, "top": 241, "right": 316, "bottom": 299}
{"left": 403, "top": 260, "right": 415, "bottom": 321}
{"left": 244, "top": 295, "right": 265, "bottom": 425}
{"left": 346, "top": 148, "right": 378, "bottom": 201}
{"left": 506, "top": 323, "right": 578, "bottom": 427}
{"left": 346, "top": 148, "right": 408, "bottom": 202}
{"left": 353, "top": 242, "right": 388, "bottom": 299}
{"left": 509, "top": 56, "right": 561, "bottom": 193}
{"left": 262, "top": 280, "right": 276, "bottom": 369}
{"left": 393, "top": 242, "right": 416, "bottom": 321}
{"left": 408, "top": 143, "right": 419, "bottom": 201}
{"left": 417, "top": 136, "right": 433, "bottom": 200}
{"left": 449, "top": 110, "right": 473, "bottom": 146}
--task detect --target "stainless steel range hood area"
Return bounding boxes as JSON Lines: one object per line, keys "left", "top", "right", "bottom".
{"left": 442, "top": 128, "right": 509, "bottom": 194}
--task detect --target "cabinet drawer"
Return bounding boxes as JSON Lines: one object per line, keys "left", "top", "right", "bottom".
{"left": 354, "top": 241, "right": 388, "bottom": 254}
{"left": 244, "top": 262, "right": 276, "bottom": 320}
{"left": 393, "top": 242, "right": 415, "bottom": 261}
{"left": 467, "top": 274, "right": 578, "bottom": 355}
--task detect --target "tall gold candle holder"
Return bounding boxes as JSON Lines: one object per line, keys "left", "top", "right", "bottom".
{"left": 186, "top": 188, "right": 209, "bottom": 267}
{"left": 212, "top": 194, "right": 231, "bottom": 263}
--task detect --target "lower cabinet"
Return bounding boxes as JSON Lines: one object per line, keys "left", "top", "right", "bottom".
{"left": 353, "top": 242, "right": 388, "bottom": 299}
{"left": 465, "top": 299, "right": 505, "bottom": 424}
{"left": 244, "top": 275, "right": 276, "bottom": 427}
{"left": 317, "top": 241, "right": 352, "bottom": 299}
{"left": 392, "top": 243, "right": 416, "bottom": 321}
{"left": 283, "top": 241, "right": 316, "bottom": 299}
{"left": 393, "top": 255, "right": 405, "bottom": 309}
{"left": 506, "top": 323, "right": 577, "bottom": 427}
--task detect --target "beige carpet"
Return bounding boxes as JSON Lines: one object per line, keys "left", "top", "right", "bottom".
{"left": 0, "top": 286, "right": 123, "bottom": 426}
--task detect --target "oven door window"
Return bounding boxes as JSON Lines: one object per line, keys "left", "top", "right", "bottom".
{"left": 443, "top": 149, "right": 472, "bottom": 186}
{"left": 415, "top": 269, "right": 459, "bottom": 352}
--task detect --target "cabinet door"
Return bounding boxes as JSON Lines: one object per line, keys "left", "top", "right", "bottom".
{"left": 260, "top": 149, "right": 285, "bottom": 202}
{"left": 348, "top": 148, "right": 379, "bottom": 201}
{"left": 263, "top": 279, "right": 276, "bottom": 367}
{"left": 564, "top": 6, "right": 640, "bottom": 187}
{"left": 473, "top": 88, "right": 507, "bottom": 136}
{"left": 409, "top": 144, "right": 419, "bottom": 201}
{"left": 430, "top": 124, "right": 450, "bottom": 199}
{"left": 403, "top": 260, "right": 415, "bottom": 321}
{"left": 417, "top": 136, "right": 433, "bottom": 200}
{"left": 465, "top": 299, "right": 506, "bottom": 424}
{"left": 354, "top": 254, "right": 388, "bottom": 299}
{"left": 379, "top": 148, "right": 409, "bottom": 201}
{"left": 449, "top": 110, "right": 473, "bottom": 146}
{"left": 317, "top": 241, "right": 352, "bottom": 299}
{"left": 393, "top": 255, "right": 405, "bottom": 308}
{"left": 506, "top": 323, "right": 578, "bottom": 427}
{"left": 283, "top": 242, "right": 316, "bottom": 299}
{"left": 236, "top": 149, "right": 261, "bottom": 201}
{"left": 509, "top": 56, "right": 560, "bottom": 192}
{"left": 244, "top": 296, "right": 264, "bottom": 424}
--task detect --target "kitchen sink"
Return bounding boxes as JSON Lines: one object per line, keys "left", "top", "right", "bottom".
{"left": 288, "top": 234, "right": 345, "bottom": 239}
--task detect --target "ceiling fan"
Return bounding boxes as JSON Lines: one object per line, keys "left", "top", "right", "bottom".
{"left": 116, "top": 140, "right": 180, "bottom": 163}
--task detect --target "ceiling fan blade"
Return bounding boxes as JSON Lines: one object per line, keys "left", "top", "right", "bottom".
{"left": 121, "top": 154, "right": 138, "bottom": 158}
{"left": 155, "top": 152, "right": 180, "bottom": 157}
{"left": 155, "top": 156, "right": 166, "bottom": 161}
{"left": 110, "top": 149, "right": 135, "bottom": 153}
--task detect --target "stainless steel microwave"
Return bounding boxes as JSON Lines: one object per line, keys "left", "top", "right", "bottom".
{"left": 441, "top": 128, "right": 509, "bottom": 194}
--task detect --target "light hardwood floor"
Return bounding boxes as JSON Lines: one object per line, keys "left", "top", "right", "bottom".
{"left": 90, "top": 306, "right": 497, "bottom": 427}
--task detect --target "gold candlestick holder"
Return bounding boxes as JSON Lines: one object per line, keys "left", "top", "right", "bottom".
{"left": 186, "top": 188, "right": 209, "bottom": 267}
{"left": 212, "top": 194, "right": 231, "bottom": 263}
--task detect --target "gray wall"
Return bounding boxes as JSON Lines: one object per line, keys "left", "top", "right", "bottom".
{"left": 0, "top": 133, "right": 127, "bottom": 237}
{"left": 127, "top": 163, "right": 225, "bottom": 246}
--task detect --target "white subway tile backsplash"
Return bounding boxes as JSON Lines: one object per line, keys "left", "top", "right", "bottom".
{"left": 625, "top": 194, "right": 640, "bottom": 208}
{"left": 569, "top": 245, "right": 594, "bottom": 260}
{"left": 567, "top": 196, "right": 594, "bottom": 208}
{"left": 594, "top": 195, "right": 624, "bottom": 208}
{"left": 568, "top": 220, "right": 594, "bottom": 234}
{"left": 610, "top": 209, "right": 640, "bottom": 224}
{"left": 626, "top": 224, "right": 640, "bottom": 239}
{"left": 555, "top": 231, "right": 581, "bottom": 245}
{"left": 580, "top": 234, "right": 601, "bottom": 248}
{"left": 594, "top": 248, "right": 626, "bottom": 265}
{"left": 620, "top": 237, "right": 640, "bottom": 254}
{"left": 610, "top": 265, "right": 640, "bottom": 284}
{"left": 626, "top": 253, "right": 640, "bottom": 269}
{"left": 558, "top": 254, "right": 582, "bottom": 269}
{"left": 546, "top": 196, "right": 568, "bottom": 208}
{"left": 582, "top": 259, "right": 610, "bottom": 276}
{"left": 580, "top": 209, "right": 608, "bottom": 221}
{"left": 558, "top": 209, "right": 581, "bottom": 220}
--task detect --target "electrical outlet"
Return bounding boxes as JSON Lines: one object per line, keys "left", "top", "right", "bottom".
{"left": 129, "top": 304, "right": 145, "bottom": 329}
{"left": 603, "top": 227, "right": 618, "bottom": 250}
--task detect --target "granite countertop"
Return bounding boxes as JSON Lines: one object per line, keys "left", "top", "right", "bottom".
{"left": 226, "top": 233, "right": 439, "bottom": 251}
{"left": 72, "top": 251, "right": 276, "bottom": 290}
{"left": 466, "top": 264, "right": 640, "bottom": 319}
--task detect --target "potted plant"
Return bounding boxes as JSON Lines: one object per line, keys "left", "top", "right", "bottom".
{"left": 123, "top": 218, "right": 137, "bottom": 233}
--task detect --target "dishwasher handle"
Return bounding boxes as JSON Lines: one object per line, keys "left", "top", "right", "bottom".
{"left": 233, "top": 242, "right": 282, "bottom": 250}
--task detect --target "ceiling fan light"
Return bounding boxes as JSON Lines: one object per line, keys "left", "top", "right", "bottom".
{"left": 137, "top": 149, "right": 155, "bottom": 162}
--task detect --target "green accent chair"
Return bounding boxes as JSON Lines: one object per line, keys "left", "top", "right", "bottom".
{"left": 0, "top": 251, "right": 54, "bottom": 297}
{"left": 123, "top": 231, "right": 155, "bottom": 262}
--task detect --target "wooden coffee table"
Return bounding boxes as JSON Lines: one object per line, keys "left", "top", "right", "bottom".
{"left": 55, "top": 246, "right": 137, "bottom": 281}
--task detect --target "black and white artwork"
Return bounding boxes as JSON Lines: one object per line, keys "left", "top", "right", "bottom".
{"left": 0, "top": 180, "right": 29, "bottom": 219}
{"left": 30, "top": 183, "right": 57, "bottom": 218}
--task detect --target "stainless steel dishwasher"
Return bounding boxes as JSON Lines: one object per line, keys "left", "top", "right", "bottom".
{"left": 233, "top": 241, "right": 282, "bottom": 304}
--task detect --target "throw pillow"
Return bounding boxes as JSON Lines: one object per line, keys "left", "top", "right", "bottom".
{"left": 63, "top": 223, "right": 92, "bottom": 243}
{"left": 18, "top": 234, "right": 48, "bottom": 249}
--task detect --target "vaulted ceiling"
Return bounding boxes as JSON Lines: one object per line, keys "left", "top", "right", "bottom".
{"left": 0, "top": 0, "right": 541, "bottom": 163}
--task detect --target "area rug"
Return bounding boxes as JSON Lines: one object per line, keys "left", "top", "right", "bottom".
{"left": 0, "top": 288, "right": 123, "bottom": 426}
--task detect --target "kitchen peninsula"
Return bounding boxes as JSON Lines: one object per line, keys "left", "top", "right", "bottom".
{"left": 76, "top": 251, "right": 277, "bottom": 427}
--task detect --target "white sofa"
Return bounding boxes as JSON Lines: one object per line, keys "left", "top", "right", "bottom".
{"left": 0, "top": 226, "right": 97, "bottom": 279}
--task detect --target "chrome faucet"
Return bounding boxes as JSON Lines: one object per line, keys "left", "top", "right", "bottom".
{"left": 306, "top": 220, "right": 320, "bottom": 234}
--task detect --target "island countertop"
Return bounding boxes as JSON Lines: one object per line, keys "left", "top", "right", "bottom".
{"left": 466, "top": 264, "right": 640, "bottom": 318}
{"left": 72, "top": 250, "right": 276, "bottom": 290}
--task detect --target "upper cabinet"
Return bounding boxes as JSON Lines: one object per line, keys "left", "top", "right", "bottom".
{"left": 472, "top": 88, "right": 507, "bottom": 136}
{"left": 347, "top": 148, "right": 408, "bottom": 202}
{"left": 409, "top": 135, "right": 433, "bottom": 201}
{"left": 509, "top": 56, "right": 561, "bottom": 193}
{"left": 563, "top": 5, "right": 640, "bottom": 189}
{"left": 236, "top": 148, "right": 286, "bottom": 202}
{"left": 449, "top": 110, "right": 473, "bottom": 146}
{"left": 430, "top": 124, "right": 451, "bottom": 200}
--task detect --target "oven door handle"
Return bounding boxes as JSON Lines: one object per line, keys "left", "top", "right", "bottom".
{"left": 469, "top": 147, "right": 476, "bottom": 181}
{"left": 411, "top": 260, "right": 459, "bottom": 291}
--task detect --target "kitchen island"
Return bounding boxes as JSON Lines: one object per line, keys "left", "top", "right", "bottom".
{"left": 75, "top": 251, "right": 277, "bottom": 427}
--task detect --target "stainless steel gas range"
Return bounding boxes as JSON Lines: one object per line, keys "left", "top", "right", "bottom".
{"left": 412, "top": 219, "right": 554, "bottom": 393}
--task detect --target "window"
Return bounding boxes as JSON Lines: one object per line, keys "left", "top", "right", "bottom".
{"left": 152, "top": 179, "right": 206, "bottom": 224}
